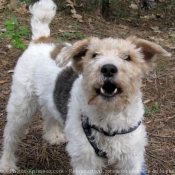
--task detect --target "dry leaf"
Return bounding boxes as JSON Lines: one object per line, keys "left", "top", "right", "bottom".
{"left": 8, "top": 0, "right": 27, "bottom": 14}
{"left": 150, "top": 26, "right": 161, "bottom": 33}
{"left": 0, "top": 28, "right": 6, "bottom": 32}
{"left": 1, "top": 59, "right": 8, "bottom": 65}
{"left": 72, "top": 13, "right": 83, "bottom": 22}
{"left": 7, "top": 70, "right": 14, "bottom": 73}
{"left": 0, "top": 80, "right": 5, "bottom": 84}
{"left": 3, "top": 90, "right": 10, "bottom": 95}
{"left": 71, "top": 9, "right": 76, "bottom": 14}
{"left": 169, "top": 46, "right": 175, "bottom": 50}
{"left": 66, "top": 0, "right": 74, "bottom": 5}
{"left": 6, "top": 44, "right": 12, "bottom": 49}
{"left": 88, "top": 18, "right": 92, "bottom": 23}
{"left": 16, "top": 7, "right": 27, "bottom": 14}
{"left": 16, "top": 2, "right": 27, "bottom": 14}
{"left": 66, "top": 0, "right": 83, "bottom": 22}
{"left": 144, "top": 99, "right": 151, "bottom": 104}
{"left": 66, "top": 0, "right": 75, "bottom": 8}
{"left": 119, "top": 24, "right": 128, "bottom": 30}
{"left": 130, "top": 4, "right": 138, "bottom": 10}
{"left": 140, "top": 15, "right": 150, "bottom": 19}
{"left": 0, "top": 0, "right": 8, "bottom": 10}
{"left": 66, "top": 3, "right": 74, "bottom": 8}
{"left": 59, "top": 29, "right": 65, "bottom": 33}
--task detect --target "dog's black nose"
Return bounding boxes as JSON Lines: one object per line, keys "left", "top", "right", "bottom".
{"left": 101, "top": 64, "right": 118, "bottom": 77}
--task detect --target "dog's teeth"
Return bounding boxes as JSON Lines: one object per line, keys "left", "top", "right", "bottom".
{"left": 100, "top": 87, "right": 105, "bottom": 94}
{"left": 113, "top": 88, "right": 118, "bottom": 94}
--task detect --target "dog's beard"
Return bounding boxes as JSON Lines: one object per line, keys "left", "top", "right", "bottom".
{"left": 82, "top": 73, "right": 141, "bottom": 110}
{"left": 85, "top": 81, "right": 130, "bottom": 111}
{"left": 87, "top": 92, "right": 129, "bottom": 110}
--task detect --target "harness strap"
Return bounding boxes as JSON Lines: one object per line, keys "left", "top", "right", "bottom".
{"left": 82, "top": 120, "right": 107, "bottom": 158}
{"left": 81, "top": 115, "right": 142, "bottom": 158}
{"left": 90, "top": 121, "right": 141, "bottom": 136}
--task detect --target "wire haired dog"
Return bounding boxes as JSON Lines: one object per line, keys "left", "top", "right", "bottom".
{"left": 0, "top": 0, "right": 171, "bottom": 174}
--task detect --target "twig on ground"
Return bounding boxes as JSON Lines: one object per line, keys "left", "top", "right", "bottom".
{"left": 148, "top": 133, "right": 175, "bottom": 138}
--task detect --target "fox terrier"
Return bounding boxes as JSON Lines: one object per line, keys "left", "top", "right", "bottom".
{"left": 0, "top": 0, "right": 171, "bottom": 174}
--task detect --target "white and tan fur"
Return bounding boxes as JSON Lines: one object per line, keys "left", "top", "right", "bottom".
{"left": 0, "top": 0, "right": 171, "bottom": 174}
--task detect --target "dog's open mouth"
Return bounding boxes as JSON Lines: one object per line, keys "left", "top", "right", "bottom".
{"left": 96, "top": 81, "right": 122, "bottom": 98}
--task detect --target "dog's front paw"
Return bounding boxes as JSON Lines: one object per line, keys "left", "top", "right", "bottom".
{"left": 43, "top": 130, "right": 65, "bottom": 145}
{"left": 0, "top": 159, "right": 18, "bottom": 174}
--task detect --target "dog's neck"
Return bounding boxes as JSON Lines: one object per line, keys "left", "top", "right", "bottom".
{"left": 81, "top": 114, "right": 142, "bottom": 158}
{"left": 79, "top": 89, "right": 144, "bottom": 132}
{"left": 82, "top": 115, "right": 142, "bottom": 136}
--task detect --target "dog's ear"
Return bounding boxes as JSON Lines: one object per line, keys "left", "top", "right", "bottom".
{"left": 55, "top": 37, "right": 92, "bottom": 72}
{"left": 126, "top": 36, "right": 171, "bottom": 63}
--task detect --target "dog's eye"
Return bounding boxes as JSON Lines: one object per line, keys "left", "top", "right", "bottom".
{"left": 124, "top": 55, "right": 131, "bottom": 61}
{"left": 92, "top": 53, "right": 98, "bottom": 58}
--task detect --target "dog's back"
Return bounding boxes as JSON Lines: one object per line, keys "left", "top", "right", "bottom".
{"left": 9, "top": 0, "right": 61, "bottom": 120}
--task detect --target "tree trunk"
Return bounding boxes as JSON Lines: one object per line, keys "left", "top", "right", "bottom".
{"left": 101, "top": 0, "right": 110, "bottom": 20}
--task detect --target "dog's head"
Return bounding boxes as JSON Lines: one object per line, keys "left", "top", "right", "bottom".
{"left": 55, "top": 36, "right": 171, "bottom": 110}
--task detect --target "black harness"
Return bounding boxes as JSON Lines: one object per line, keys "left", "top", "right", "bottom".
{"left": 81, "top": 115, "right": 141, "bottom": 158}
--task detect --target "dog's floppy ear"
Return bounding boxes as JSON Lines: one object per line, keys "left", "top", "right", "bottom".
{"left": 55, "top": 37, "right": 92, "bottom": 72}
{"left": 126, "top": 36, "right": 171, "bottom": 63}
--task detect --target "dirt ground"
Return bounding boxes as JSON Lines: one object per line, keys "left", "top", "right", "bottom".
{"left": 0, "top": 4, "right": 175, "bottom": 175}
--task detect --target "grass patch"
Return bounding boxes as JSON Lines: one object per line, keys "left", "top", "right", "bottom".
{"left": 171, "top": 35, "right": 175, "bottom": 39}
{"left": 144, "top": 102, "right": 159, "bottom": 117}
{"left": 56, "top": 20, "right": 85, "bottom": 41}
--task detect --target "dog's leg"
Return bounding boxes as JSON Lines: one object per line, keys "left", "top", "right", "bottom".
{"left": 66, "top": 141, "right": 104, "bottom": 175}
{"left": 115, "top": 153, "right": 145, "bottom": 175}
{"left": 0, "top": 91, "right": 38, "bottom": 174}
{"left": 42, "top": 115, "right": 65, "bottom": 145}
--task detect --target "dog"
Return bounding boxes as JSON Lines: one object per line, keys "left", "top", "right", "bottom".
{"left": 0, "top": 0, "right": 171, "bottom": 174}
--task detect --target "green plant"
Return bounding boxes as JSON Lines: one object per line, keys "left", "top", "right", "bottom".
{"left": 152, "top": 102, "right": 159, "bottom": 113}
{"left": 21, "top": 0, "right": 36, "bottom": 5}
{"left": 57, "top": 20, "right": 85, "bottom": 41}
{"left": 171, "top": 35, "right": 175, "bottom": 39}
{"left": 144, "top": 102, "right": 159, "bottom": 117}
{"left": 26, "top": 164, "right": 37, "bottom": 175}
{"left": 120, "top": 32, "right": 125, "bottom": 38}
{"left": 1, "top": 17, "right": 29, "bottom": 50}
{"left": 73, "top": 20, "right": 85, "bottom": 39}
{"left": 144, "top": 105, "right": 152, "bottom": 117}
{"left": 55, "top": 36, "right": 68, "bottom": 43}
{"left": 74, "top": 20, "right": 79, "bottom": 32}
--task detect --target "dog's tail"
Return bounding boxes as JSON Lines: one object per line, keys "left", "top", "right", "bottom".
{"left": 29, "top": 0, "right": 57, "bottom": 40}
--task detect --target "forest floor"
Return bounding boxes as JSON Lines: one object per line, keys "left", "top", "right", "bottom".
{"left": 0, "top": 3, "right": 175, "bottom": 175}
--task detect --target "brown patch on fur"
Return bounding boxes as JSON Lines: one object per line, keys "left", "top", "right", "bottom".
{"left": 34, "top": 36, "right": 68, "bottom": 60}
{"left": 73, "top": 49, "right": 87, "bottom": 72}
{"left": 55, "top": 37, "right": 96, "bottom": 71}
{"left": 50, "top": 43, "right": 67, "bottom": 60}
{"left": 88, "top": 95, "right": 98, "bottom": 105}
{"left": 68, "top": 38, "right": 92, "bottom": 72}
{"left": 34, "top": 36, "right": 57, "bottom": 44}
